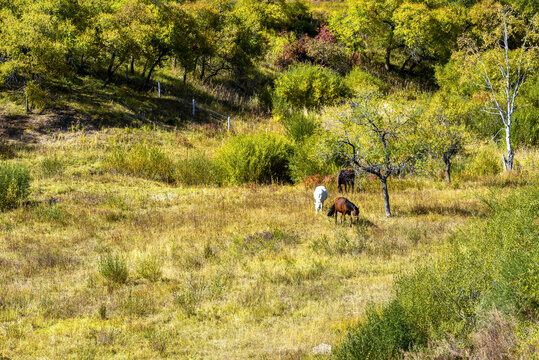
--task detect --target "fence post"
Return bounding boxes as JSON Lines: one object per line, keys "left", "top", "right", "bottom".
{"left": 227, "top": 116, "right": 231, "bottom": 131}
{"left": 158, "top": 80, "right": 161, "bottom": 98}
{"left": 192, "top": 99, "right": 195, "bottom": 116}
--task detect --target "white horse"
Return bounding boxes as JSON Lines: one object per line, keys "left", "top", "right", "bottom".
{"left": 313, "top": 185, "right": 328, "bottom": 213}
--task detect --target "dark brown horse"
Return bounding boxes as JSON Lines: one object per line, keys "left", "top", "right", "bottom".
{"left": 327, "top": 197, "right": 360, "bottom": 226}
{"left": 337, "top": 168, "right": 355, "bottom": 193}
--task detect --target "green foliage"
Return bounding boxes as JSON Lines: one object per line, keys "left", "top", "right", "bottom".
{"left": 174, "top": 151, "right": 218, "bottom": 186}
{"left": 344, "top": 68, "right": 386, "bottom": 94}
{"left": 215, "top": 133, "right": 292, "bottom": 184}
{"left": 463, "top": 145, "right": 502, "bottom": 177}
{"left": 334, "top": 301, "right": 417, "bottom": 360}
{"left": 281, "top": 111, "right": 317, "bottom": 143}
{"left": 104, "top": 143, "right": 175, "bottom": 183}
{"left": 0, "top": 162, "right": 31, "bottom": 211}
{"left": 98, "top": 253, "right": 129, "bottom": 285}
{"left": 334, "top": 187, "right": 538, "bottom": 359}
{"left": 40, "top": 155, "right": 64, "bottom": 178}
{"left": 136, "top": 255, "right": 162, "bottom": 283}
{"left": 288, "top": 134, "right": 339, "bottom": 183}
{"left": 273, "top": 65, "right": 350, "bottom": 110}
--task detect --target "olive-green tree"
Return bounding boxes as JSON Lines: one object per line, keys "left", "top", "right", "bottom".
{"left": 324, "top": 92, "right": 423, "bottom": 217}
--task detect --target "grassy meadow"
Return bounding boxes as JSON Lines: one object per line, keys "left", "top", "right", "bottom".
{"left": 1, "top": 121, "right": 536, "bottom": 359}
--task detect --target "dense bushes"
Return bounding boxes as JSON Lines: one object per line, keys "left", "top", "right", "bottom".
{"left": 273, "top": 64, "right": 350, "bottom": 110}
{"left": 334, "top": 187, "right": 538, "bottom": 359}
{"left": 215, "top": 133, "right": 292, "bottom": 185}
{"left": 0, "top": 162, "right": 30, "bottom": 211}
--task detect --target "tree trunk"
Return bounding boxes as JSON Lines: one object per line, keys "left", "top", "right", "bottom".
{"left": 103, "top": 51, "right": 116, "bottom": 87}
{"left": 130, "top": 56, "right": 134, "bottom": 74}
{"left": 503, "top": 125, "right": 514, "bottom": 171}
{"left": 183, "top": 69, "right": 187, "bottom": 84}
{"left": 385, "top": 46, "right": 393, "bottom": 71}
{"left": 199, "top": 55, "right": 206, "bottom": 80}
{"left": 381, "top": 177, "right": 391, "bottom": 217}
{"left": 145, "top": 54, "right": 164, "bottom": 87}
{"left": 443, "top": 154, "right": 451, "bottom": 183}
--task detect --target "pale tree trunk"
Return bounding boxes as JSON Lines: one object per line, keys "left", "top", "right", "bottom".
{"left": 503, "top": 125, "right": 514, "bottom": 170}
{"left": 472, "top": 12, "right": 534, "bottom": 172}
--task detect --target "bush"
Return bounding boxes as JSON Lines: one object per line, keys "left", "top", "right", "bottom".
{"left": 281, "top": 111, "right": 317, "bottom": 143}
{"left": 463, "top": 145, "right": 502, "bottom": 178}
{"left": 273, "top": 64, "right": 350, "bottom": 110}
{"left": 0, "top": 162, "right": 30, "bottom": 211}
{"left": 104, "top": 143, "right": 175, "bottom": 183}
{"left": 40, "top": 155, "right": 64, "bottom": 178}
{"left": 136, "top": 254, "right": 162, "bottom": 283}
{"left": 215, "top": 133, "right": 292, "bottom": 185}
{"left": 288, "top": 134, "right": 339, "bottom": 183}
{"left": 334, "top": 301, "right": 417, "bottom": 360}
{"left": 334, "top": 187, "right": 538, "bottom": 359}
{"left": 98, "top": 253, "right": 129, "bottom": 285}
{"left": 345, "top": 68, "right": 386, "bottom": 95}
{"left": 174, "top": 151, "right": 218, "bottom": 186}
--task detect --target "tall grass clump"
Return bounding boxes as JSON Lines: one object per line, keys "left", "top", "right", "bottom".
{"left": 174, "top": 151, "right": 218, "bottom": 186}
{"left": 334, "top": 187, "right": 538, "bottom": 359}
{"left": 98, "top": 253, "right": 129, "bottom": 285}
{"left": 0, "top": 162, "right": 30, "bottom": 211}
{"left": 215, "top": 133, "right": 293, "bottom": 184}
{"left": 40, "top": 155, "right": 64, "bottom": 178}
{"left": 463, "top": 145, "right": 502, "bottom": 178}
{"left": 104, "top": 143, "right": 174, "bottom": 183}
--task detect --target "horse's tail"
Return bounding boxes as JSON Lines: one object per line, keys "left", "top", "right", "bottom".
{"left": 327, "top": 204, "right": 335, "bottom": 217}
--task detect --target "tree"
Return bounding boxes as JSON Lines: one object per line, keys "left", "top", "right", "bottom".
{"left": 329, "top": 0, "right": 467, "bottom": 74}
{"left": 324, "top": 92, "right": 423, "bottom": 217}
{"left": 461, "top": 10, "right": 538, "bottom": 170}
{"left": 424, "top": 116, "right": 467, "bottom": 184}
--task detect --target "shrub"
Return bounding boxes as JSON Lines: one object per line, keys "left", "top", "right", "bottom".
{"left": 273, "top": 64, "right": 350, "bottom": 110}
{"left": 0, "top": 162, "right": 30, "bottom": 211}
{"left": 136, "top": 254, "right": 162, "bottom": 283}
{"left": 334, "top": 187, "right": 538, "bottom": 359}
{"left": 334, "top": 301, "right": 417, "bottom": 360}
{"left": 345, "top": 68, "right": 386, "bottom": 95}
{"left": 288, "top": 134, "right": 339, "bottom": 183}
{"left": 104, "top": 143, "right": 174, "bottom": 183}
{"left": 215, "top": 133, "right": 292, "bottom": 184}
{"left": 174, "top": 151, "right": 218, "bottom": 186}
{"left": 465, "top": 145, "right": 502, "bottom": 177}
{"left": 40, "top": 155, "right": 64, "bottom": 178}
{"left": 98, "top": 253, "right": 129, "bottom": 285}
{"left": 281, "top": 111, "right": 317, "bottom": 143}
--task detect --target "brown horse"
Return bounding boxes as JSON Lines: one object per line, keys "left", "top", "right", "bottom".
{"left": 327, "top": 197, "right": 360, "bottom": 227}
{"left": 337, "top": 168, "right": 355, "bottom": 193}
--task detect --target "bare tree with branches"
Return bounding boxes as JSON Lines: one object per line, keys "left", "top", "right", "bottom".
{"left": 462, "top": 11, "right": 537, "bottom": 171}
{"left": 324, "top": 92, "right": 423, "bottom": 217}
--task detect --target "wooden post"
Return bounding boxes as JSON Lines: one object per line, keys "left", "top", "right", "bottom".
{"left": 158, "top": 80, "right": 161, "bottom": 98}
{"left": 227, "top": 116, "right": 231, "bottom": 131}
{"left": 192, "top": 99, "right": 195, "bottom": 116}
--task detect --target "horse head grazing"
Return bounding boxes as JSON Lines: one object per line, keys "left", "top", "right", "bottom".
{"left": 328, "top": 197, "right": 360, "bottom": 227}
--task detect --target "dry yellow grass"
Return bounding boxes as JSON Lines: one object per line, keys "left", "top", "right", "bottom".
{"left": 0, "top": 125, "right": 537, "bottom": 359}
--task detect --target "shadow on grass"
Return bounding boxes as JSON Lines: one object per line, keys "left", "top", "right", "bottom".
{"left": 403, "top": 203, "right": 485, "bottom": 217}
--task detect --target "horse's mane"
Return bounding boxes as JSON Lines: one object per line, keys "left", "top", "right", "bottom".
{"left": 345, "top": 199, "right": 358, "bottom": 212}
